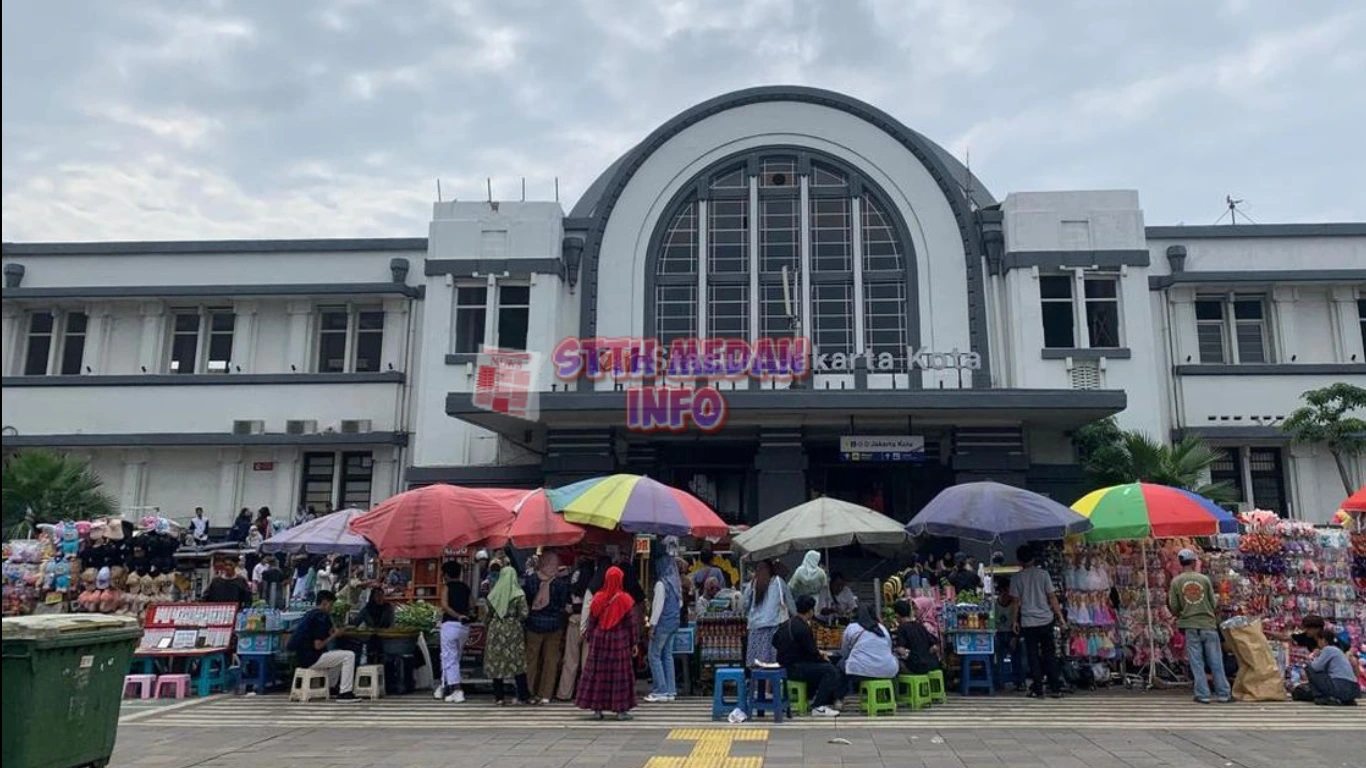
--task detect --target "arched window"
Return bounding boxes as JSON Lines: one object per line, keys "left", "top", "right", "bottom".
{"left": 651, "top": 150, "right": 913, "bottom": 367}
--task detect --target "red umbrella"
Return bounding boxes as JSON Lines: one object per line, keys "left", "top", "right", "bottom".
{"left": 348, "top": 484, "right": 518, "bottom": 559}
{"left": 1341, "top": 486, "right": 1366, "bottom": 513}
{"left": 505, "top": 489, "right": 586, "bottom": 549}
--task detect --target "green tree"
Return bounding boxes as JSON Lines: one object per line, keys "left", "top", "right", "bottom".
{"left": 1281, "top": 382, "right": 1366, "bottom": 496}
{"left": 2, "top": 449, "right": 118, "bottom": 538}
{"left": 1074, "top": 418, "right": 1236, "bottom": 503}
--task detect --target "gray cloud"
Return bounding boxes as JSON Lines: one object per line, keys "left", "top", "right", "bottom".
{"left": 3, "top": 0, "right": 1363, "bottom": 241}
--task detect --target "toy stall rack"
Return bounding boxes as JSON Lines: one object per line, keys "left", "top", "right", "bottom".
{"left": 132, "top": 602, "right": 239, "bottom": 696}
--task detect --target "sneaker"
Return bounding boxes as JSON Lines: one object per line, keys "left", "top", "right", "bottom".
{"left": 1027, "top": 691, "right": 1045, "bottom": 699}
{"left": 1048, "top": 691, "right": 1065, "bottom": 699}
{"left": 336, "top": 692, "right": 360, "bottom": 702}
{"left": 445, "top": 690, "right": 466, "bottom": 703}
{"left": 1214, "top": 697, "right": 1232, "bottom": 704}
{"left": 643, "top": 693, "right": 670, "bottom": 703}
{"left": 615, "top": 712, "right": 634, "bottom": 721}
{"left": 433, "top": 685, "right": 445, "bottom": 700}
{"left": 811, "top": 706, "right": 841, "bottom": 717}
{"left": 1194, "top": 697, "right": 1211, "bottom": 704}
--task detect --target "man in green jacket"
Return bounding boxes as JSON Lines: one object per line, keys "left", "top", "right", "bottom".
{"left": 1168, "top": 548, "right": 1231, "bottom": 703}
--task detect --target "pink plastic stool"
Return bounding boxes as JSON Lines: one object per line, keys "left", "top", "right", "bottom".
{"left": 124, "top": 674, "right": 157, "bottom": 699}
{"left": 154, "top": 673, "right": 192, "bottom": 699}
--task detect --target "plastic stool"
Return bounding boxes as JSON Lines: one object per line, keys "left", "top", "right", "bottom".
{"left": 123, "top": 673, "right": 157, "bottom": 700}
{"left": 959, "top": 654, "right": 994, "bottom": 695}
{"left": 749, "top": 668, "right": 787, "bottom": 723}
{"left": 895, "top": 674, "right": 931, "bottom": 711}
{"left": 355, "top": 664, "right": 386, "bottom": 700}
{"left": 785, "top": 680, "right": 810, "bottom": 716}
{"left": 290, "top": 667, "right": 331, "bottom": 702}
{"left": 194, "top": 653, "right": 229, "bottom": 697}
{"left": 154, "top": 673, "right": 191, "bottom": 699}
{"left": 237, "top": 653, "right": 273, "bottom": 694}
{"left": 926, "top": 669, "right": 947, "bottom": 704}
{"left": 858, "top": 679, "right": 898, "bottom": 717}
{"left": 711, "top": 668, "right": 748, "bottom": 720}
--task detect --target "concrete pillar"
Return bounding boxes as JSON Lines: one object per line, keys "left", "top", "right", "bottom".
{"left": 83, "top": 304, "right": 112, "bottom": 375}
{"left": 1271, "top": 286, "right": 1297, "bottom": 363}
{"left": 274, "top": 449, "right": 301, "bottom": 519}
{"left": 285, "top": 300, "right": 314, "bottom": 373}
{"left": 382, "top": 298, "right": 409, "bottom": 373}
{"left": 136, "top": 302, "right": 165, "bottom": 374}
{"left": 1329, "top": 285, "right": 1363, "bottom": 362}
{"left": 215, "top": 449, "right": 243, "bottom": 525}
{"left": 232, "top": 300, "right": 258, "bottom": 373}
{"left": 754, "top": 429, "right": 808, "bottom": 521}
{"left": 120, "top": 449, "right": 150, "bottom": 512}
{"left": 1, "top": 304, "right": 21, "bottom": 376}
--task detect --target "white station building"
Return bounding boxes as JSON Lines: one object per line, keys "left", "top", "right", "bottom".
{"left": 3, "top": 87, "right": 1363, "bottom": 526}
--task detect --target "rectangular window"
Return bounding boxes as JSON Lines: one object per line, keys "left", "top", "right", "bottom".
{"left": 206, "top": 310, "right": 234, "bottom": 372}
{"left": 496, "top": 285, "right": 530, "bottom": 351}
{"left": 59, "top": 312, "right": 87, "bottom": 375}
{"left": 1084, "top": 277, "right": 1121, "bottom": 348}
{"left": 300, "top": 452, "right": 338, "bottom": 511}
{"left": 655, "top": 285, "right": 697, "bottom": 347}
{"left": 759, "top": 198, "right": 798, "bottom": 273}
{"left": 169, "top": 308, "right": 235, "bottom": 374}
{"left": 707, "top": 284, "right": 749, "bottom": 338}
{"left": 453, "top": 287, "right": 488, "bottom": 355}
{"left": 810, "top": 198, "right": 851, "bottom": 272}
{"left": 864, "top": 282, "right": 907, "bottom": 366}
{"left": 708, "top": 198, "right": 748, "bottom": 274}
{"left": 169, "top": 312, "right": 200, "bottom": 374}
{"left": 1209, "top": 448, "right": 1243, "bottom": 506}
{"left": 1359, "top": 299, "right": 1366, "bottom": 350}
{"left": 1040, "top": 275, "right": 1075, "bottom": 348}
{"left": 812, "top": 283, "right": 854, "bottom": 355}
{"left": 298, "top": 451, "right": 374, "bottom": 511}
{"left": 1194, "top": 295, "right": 1269, "bottom": 364}
{"left": 341, "top": 452, "right": 375, "bottom": 509}
{"left": 315, "top": 306, "right": 384, "bottom": 372}
{"left": 1248, "top": 447, "right": 1286, "bottom": 515}
{"left": 23, "top": 311, "right": 55, "bottom": 376}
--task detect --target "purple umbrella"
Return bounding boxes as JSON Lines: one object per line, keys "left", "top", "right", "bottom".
{"left": 261, "top": 508, "right": 373, "bottom": 556}
{"left": 906, "top": 482, "right": 1093, "bottom": 543}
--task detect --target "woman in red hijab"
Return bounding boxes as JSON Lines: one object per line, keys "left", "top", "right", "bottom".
{"left": 576, "top": 566, "right": 639, "bottom": 720}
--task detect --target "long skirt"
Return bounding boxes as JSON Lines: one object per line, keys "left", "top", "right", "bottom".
{"left": 576, "top": 622, "right": 636, "bottom": 713}
{"left": 748, "top": 625, "right": 779, "bottom": 665}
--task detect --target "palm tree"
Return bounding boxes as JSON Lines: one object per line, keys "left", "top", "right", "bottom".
{"left": 2, "top": 449, "right": 118, "bottom": 538}
{"left": 1281, "top": 383, "right": 1366, "bottom": 496}
{"left": 1075, "top": 419, "right": 1235, "bottom": 503}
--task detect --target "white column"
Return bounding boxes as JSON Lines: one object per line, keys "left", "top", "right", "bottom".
{"left": 381, "top": 297, "right": 409, "bottom": 372}
{"left": 82, "top": 304, "right": 112, "bottom": 375}
{"left": 1329, "top": 285, "right": 1363, "bottom": 362}
{"left": 1, "top": 305, "right": 21, "bottom": 376}
{"left": 1271, "top": 285, "right": 1297, "bottom": 363}
{"left": 274, "top": 449, "right": 301, "bottom": 518}
{"left": 136, "top": 302, "right": 165, "bottom": 374}
{"left": 1166, "top": 287, "right": 1197, "bottom": 366}
{"left": 696, "top": 199, "right": 708, "bottom": 339}
{"left": 748, "top": 177, "right": 760, "bottom": 343}
{"left": 232, "top": 300, "right": 258, "bottom": 373}
{"left": 215, "top": 449, "right": 243, "bottom": 525}
{"left": 1238, "top": 446, "right": 1254, "bottom": 509}
{"left": 285, "top": 300, "right": 313, "bottom": 373}
{"left": 799, "top": 177, "right": 812, "bottom": 341}
{"left": 851, "top": 195, "right": 865, "bottom": 354}
{"left": 120, "top": 449, "right": 150, "bottom": 512}
{"left": 483, "top": 275, "right": 497, "bottom": 350}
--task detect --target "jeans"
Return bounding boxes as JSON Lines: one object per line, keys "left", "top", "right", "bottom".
{"left": 1307, "top": 668, "right": 1361, "bottom": 704}
{"left": 1185, "top": 628, "right": 1231, "bottom": 701}
{"left": 1021, "top": 622, "right": 1063, "bottom": 695}
{"left": 310, "top": 649, "right": 356, "bottom": 694}
{"left": 788, "top": 661, "right": 844, "bottom": 709}
{"left": 439, "top": 621, "right": 469, "bottom": 690}
{"left": 648, "top": 619, "right": 680, "bottom": 696}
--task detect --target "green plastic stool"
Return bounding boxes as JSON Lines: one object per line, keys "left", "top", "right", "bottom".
{"left": 926, "top": 669, "right": 947, "bottom": 704}
{"left": 785, "top": 680, "right": 809, "bottom": 716}
{"left": 895, "top": 674, "right": 931, "bottom": 711}
{"left": 858, "top": 679, "right": 897, "bottom": 717}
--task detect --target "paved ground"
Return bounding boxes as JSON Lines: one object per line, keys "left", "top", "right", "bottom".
{"left": 111, "top": 691, "right": 1365, "bottom": 768}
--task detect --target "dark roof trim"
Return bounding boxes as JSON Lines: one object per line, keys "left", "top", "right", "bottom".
{"left": 1145, "top": 223, "right": 1366, "bottom": 239}
{"left": 572, "top": 85, "right": 993, "bottom": 386}
{"left": 2, "top": 371, "right": 405, "bottom": 388}
{"left": 1, "top": 432, "right": 409, "bottom": 448}
{"left": 1174, "top": 426, "right": 1289, "bottom": 441}
{"left": 1173, "top": 363, "right": 1366, "bottom": 376}
{"left": 424, "top": 258, "right": 562, "bottom": 277}
{"left": 1149, "top": 270, "right": 1366, "bottom": 289}
{"left": 405, "top": 464, "right": 543, "bottom": 487}
{"left": 2, "top": 238, "right": 428, "bottom": 256}
{"left": 2, "top": 282, "right": 422, "bottom": 300}
{"left": 1041, "top": 348, "right": 1132, "bottom": 360}
{"left": 1001, "top": 250, "right": 1149, "bottom": 273}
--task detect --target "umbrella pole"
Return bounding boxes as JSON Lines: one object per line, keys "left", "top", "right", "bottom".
{"left": 1143, "top": 538, "right": 1156, "bottom": 689}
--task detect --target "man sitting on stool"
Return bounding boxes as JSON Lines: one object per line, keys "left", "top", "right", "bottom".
{"left": 288, "top": 590, "right": 359, "bottom": 701}
{"left": 773, "top": 594, "right": 844, "bottom": 717}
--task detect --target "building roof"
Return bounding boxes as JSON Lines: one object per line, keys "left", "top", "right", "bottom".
{"left": 1, "top": 238, "right": 427, "bottom": 256}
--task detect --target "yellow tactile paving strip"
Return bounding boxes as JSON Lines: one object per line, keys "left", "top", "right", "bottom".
{"left": 644, "top": 728, "right": 769, "bottom": 768}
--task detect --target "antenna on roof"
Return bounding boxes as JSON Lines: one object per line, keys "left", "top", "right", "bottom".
{"left": 964, "top": 148, "right": 976, "bottom": 212}
{"left": 436, "top": 178, "right": 443, "bottom": 203}
{"left": 554, "top": 177, "right": 560, "bottom": 203}
{"left": 1214, "top": 195, "right": 1256, "bottom": 225}
{"left": 521, "top": 178, "right": 526, "bottom": 202}
{"left": 487, "top": 178, "right": 494, "bottom": 204}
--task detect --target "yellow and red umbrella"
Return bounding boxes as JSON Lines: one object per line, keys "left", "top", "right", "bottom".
{"left": 1071, "top": 482, "right": 1239, "bottom": 542}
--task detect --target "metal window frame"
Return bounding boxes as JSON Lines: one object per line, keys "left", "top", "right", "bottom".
{"left": 1080, "top": 274, "right": 1122, "bottom": 350}
{"left": 451, "top": 282, "right": 491, "bottom": 356}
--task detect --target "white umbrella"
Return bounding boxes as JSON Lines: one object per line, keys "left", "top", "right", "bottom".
{"left": 730, "top": 497, "right": 910, "bottom": 561}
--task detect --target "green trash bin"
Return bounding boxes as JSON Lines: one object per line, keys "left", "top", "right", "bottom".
{"left": 3, "top": 614, "right": 142, "bottom": 768}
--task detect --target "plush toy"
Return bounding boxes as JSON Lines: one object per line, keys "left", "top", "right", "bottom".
{"left": 53, "top": 556, "right": 72, "bottom": 592}
{"left": 57, "top": 521, "right": 79, "bottom": 558}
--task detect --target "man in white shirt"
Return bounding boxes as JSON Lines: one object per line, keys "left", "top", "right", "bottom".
{"left": 188, "top": 508, "right": 210, "bottom": 545}
{"left": 820, "top": 573, "right": 858, "bottom": 619}
{"left": 1011, "top": 544, "right": 1068, "bottom": 699}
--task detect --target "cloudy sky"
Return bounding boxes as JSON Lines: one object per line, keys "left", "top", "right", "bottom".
{"left": 2, "top": 0, "right": 1362, "bottom": 242}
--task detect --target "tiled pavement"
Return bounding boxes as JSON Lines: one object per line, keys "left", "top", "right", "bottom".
{"left": 110, "top": 692, "right": 1366, "bottom": 768}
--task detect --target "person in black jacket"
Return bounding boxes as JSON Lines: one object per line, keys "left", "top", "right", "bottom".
{"left": 772, "top": 595, "right": 844, "bottom": 717}
{"left": 891, "top": 599, "right": 941, "bottom": 674}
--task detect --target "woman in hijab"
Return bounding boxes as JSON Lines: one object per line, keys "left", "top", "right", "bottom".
{"left": 789, "top": 550, "right": 829, "bottom": 601}
{"left": 576, "top": 566, "right": 638, "bottom": 720}
{"left": 839, "top": 604, "right": 900, "bottom": 696}
{"left": 912, "top": 596, "right": 941, "bottom": 642}
{"left": 485, "top": 564, "right": 534, "bottom": 705}
{"left": 644, "top": 537, "right": 684, "bottom": 703}
{"left": 523, "top": 551, "right": 570, "bottom": 704}
{"left": 742, "top": 559, "right": 797, "bottom": 666}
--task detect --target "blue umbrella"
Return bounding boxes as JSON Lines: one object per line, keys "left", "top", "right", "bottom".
{"left": 906, "top": 482, "right": 1093, "bottom": 543}
{"left": 261, "top": 508, "right": 373, "bottom": 556}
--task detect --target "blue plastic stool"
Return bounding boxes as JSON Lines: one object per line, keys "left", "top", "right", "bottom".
{"left": 749, "top": 668, "right": 787, "bottom": 723}
{"left": 237, "top": 653, "right": 274, "bottom": 694}
{"left": 959, "top": 653, "right": 994, "bottom": 695}
{"left": 711, "top": 668, "right": 748, "bottom": 720}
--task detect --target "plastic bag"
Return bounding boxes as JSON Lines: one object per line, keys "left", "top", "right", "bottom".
{"left": 728, "top": 707, "right": 748, "bottom": 724}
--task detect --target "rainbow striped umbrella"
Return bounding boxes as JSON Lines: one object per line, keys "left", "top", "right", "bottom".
{"left": 1071, "top": 482, "right": 1239, "bottom": 542}
{"left": 546, "top": 474, "right": 729, "bottom": 538}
